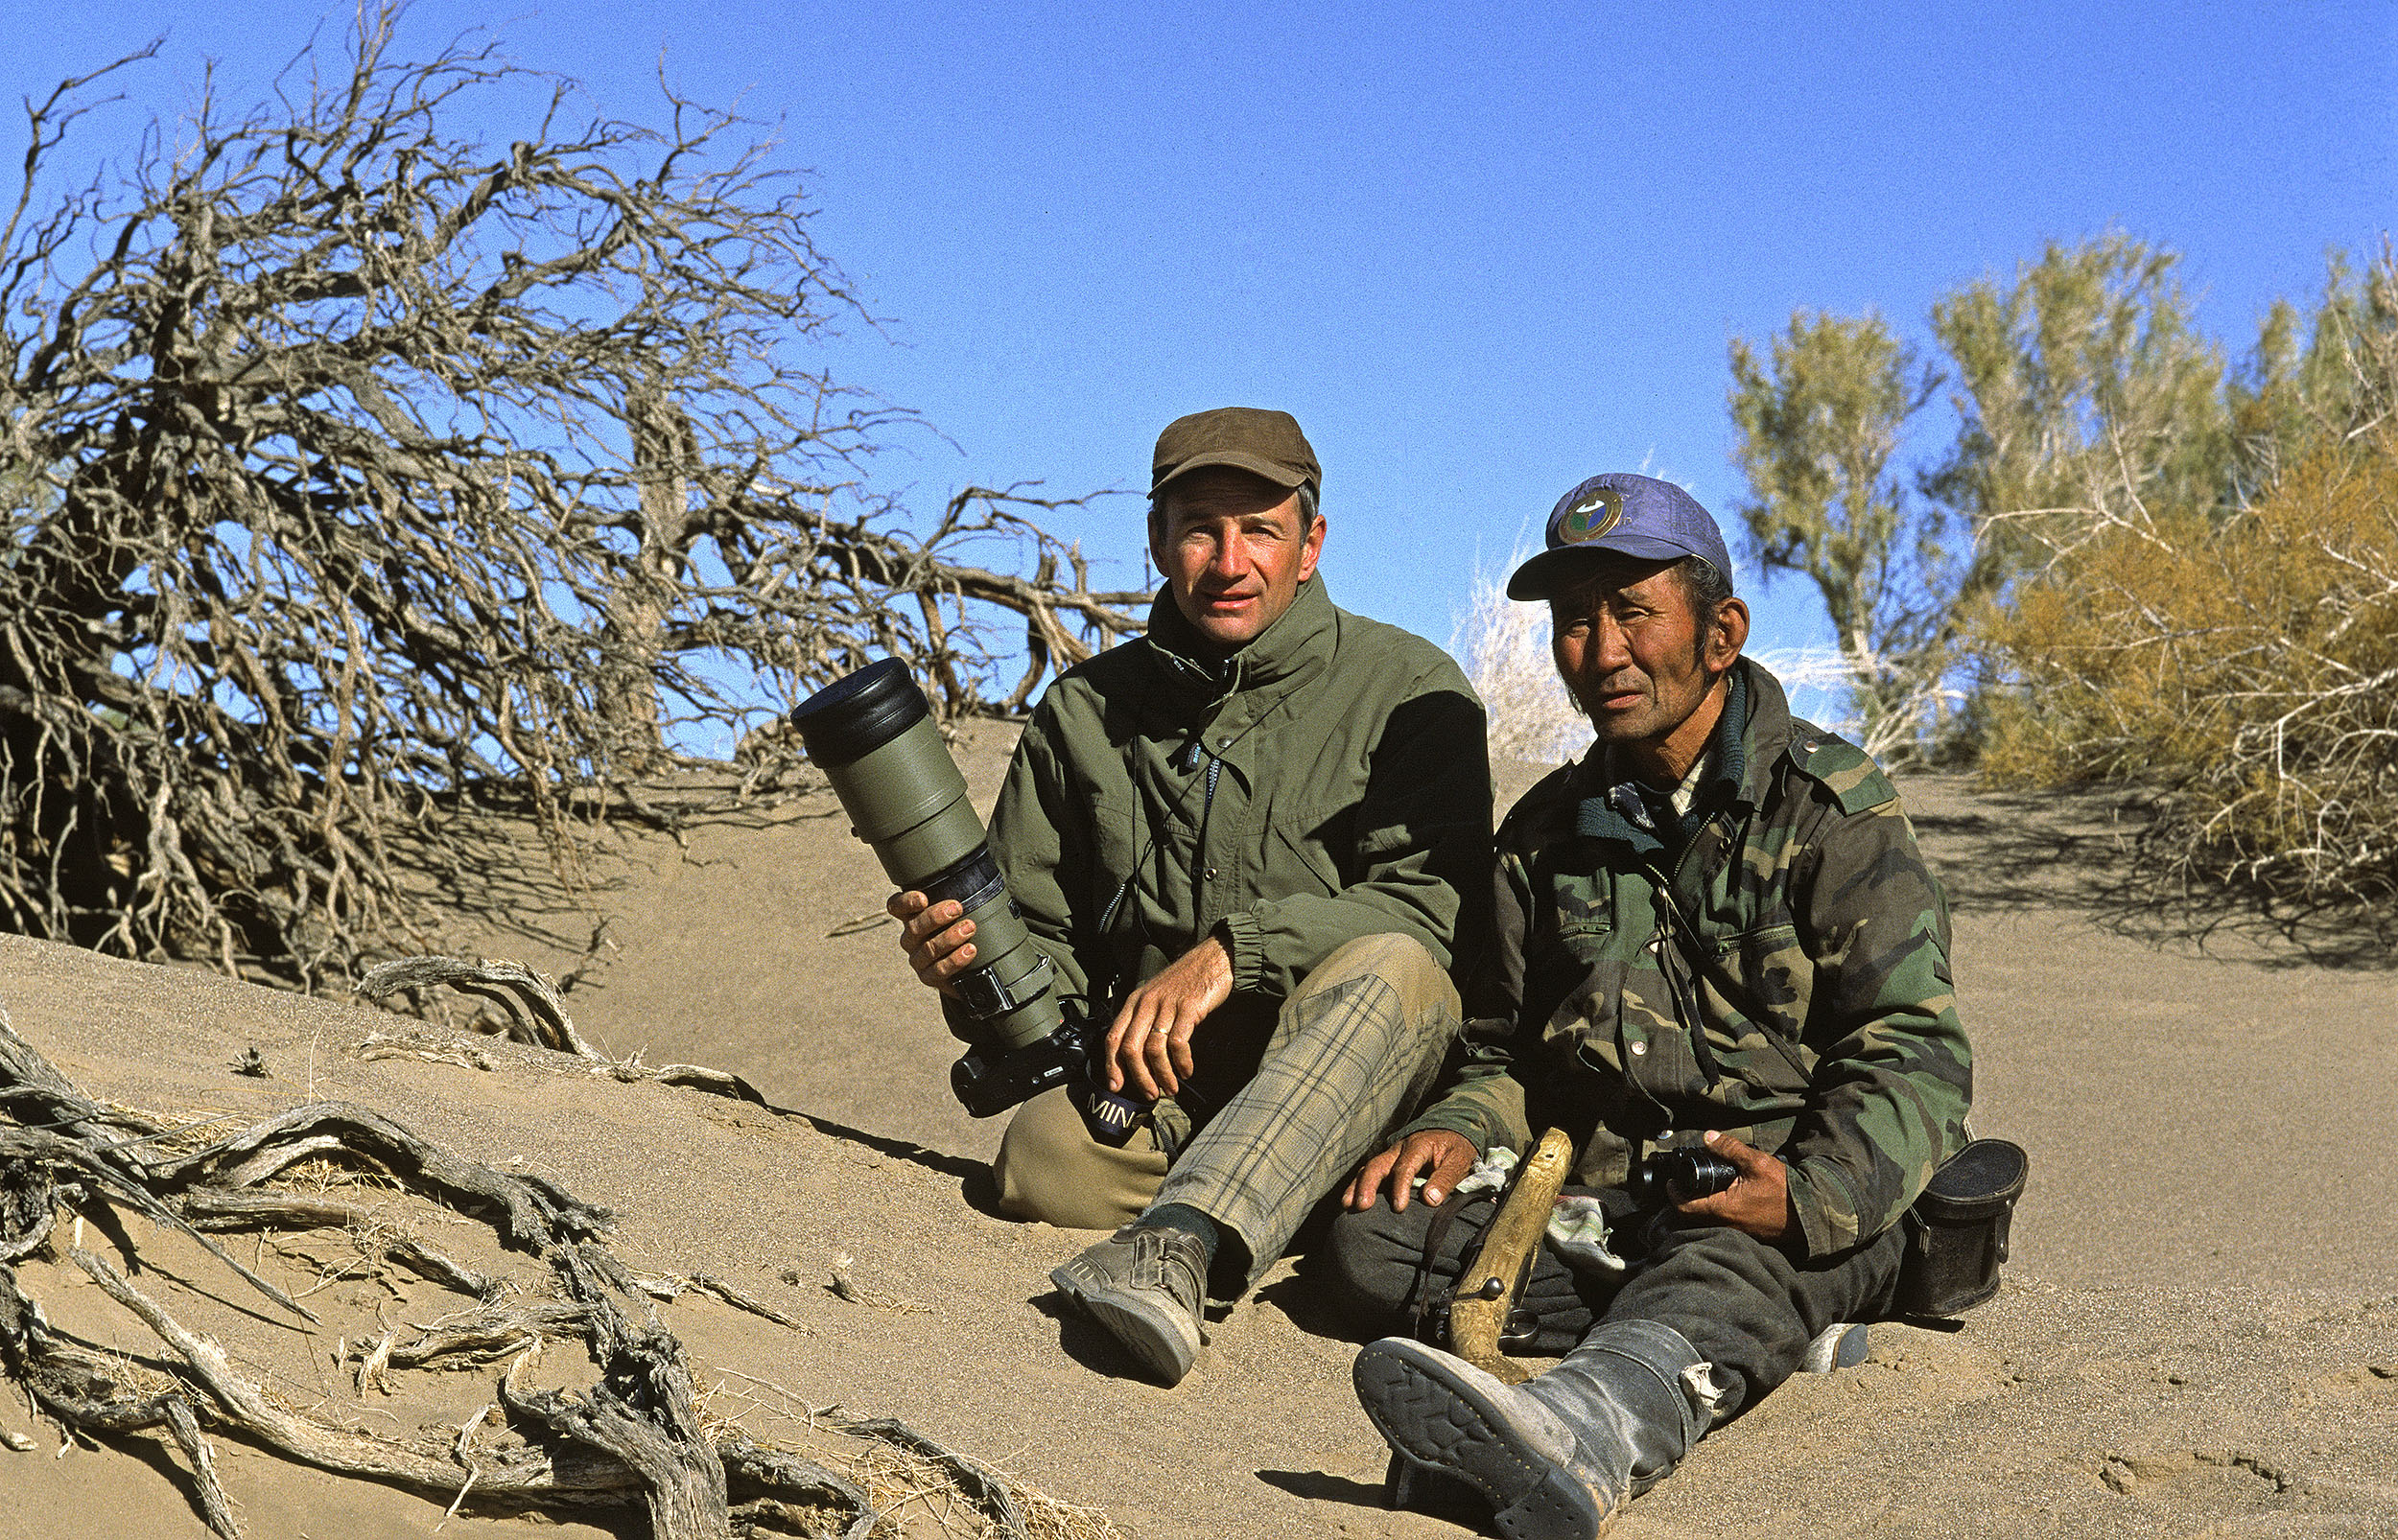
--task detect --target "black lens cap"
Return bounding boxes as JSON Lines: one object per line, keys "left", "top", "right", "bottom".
{"left": 789, "top": 659, "right": 929, "bottom": 768}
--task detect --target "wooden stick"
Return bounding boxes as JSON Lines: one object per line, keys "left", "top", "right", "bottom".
{"left": 1448, "top": 1128, "right": 1576, "bottom": 1387}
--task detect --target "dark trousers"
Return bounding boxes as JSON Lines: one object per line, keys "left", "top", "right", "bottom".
{"left": 1321, "top": 1185, "right": 1906, "bottom": 1418}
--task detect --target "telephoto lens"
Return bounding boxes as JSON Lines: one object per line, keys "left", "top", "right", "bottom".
{"left": 1633, "top": 1147, "right": 1739, "bottom": 1206}
{"left": 788, "top": 660, "right": 1141, "bottom": 1143}
{"left": 790, "top": 661, "right": 1061, "bottom": 1046}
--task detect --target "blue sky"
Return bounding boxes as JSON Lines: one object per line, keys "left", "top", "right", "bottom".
{"left": 7, "top": 1, "right": 2393, "bottom": 703}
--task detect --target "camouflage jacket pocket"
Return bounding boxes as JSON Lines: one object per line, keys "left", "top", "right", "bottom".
{"left": 1542, "top": 922, "right": 1712, "bottom": 1111}
{"left": 1527, "top": 925, "right": 1636, "bottom": 1151}
{"left": 1693, "top": 921, "right": 1813, "bottom": 1088}
{"left": 1705, "top": 922, "right": 1810, "bottom": 1039}
{"left": 1538, "top": 922, "right": 1624, "bottom": 1062}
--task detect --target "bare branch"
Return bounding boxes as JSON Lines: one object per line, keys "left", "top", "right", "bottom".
{"left": 0, "top": 10, "right": 1146, "bottom": 987}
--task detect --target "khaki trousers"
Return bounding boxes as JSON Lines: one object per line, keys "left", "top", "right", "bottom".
{"left": 993, "top": 932, "right": 1460, "bottom": 1293}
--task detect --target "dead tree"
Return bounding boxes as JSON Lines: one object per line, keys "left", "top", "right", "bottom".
{"left": 0, "top": 11, "right": 1147, "bottom": 991}
{"left": 0, "top": 1001, "right": 1084, "bottom": 1540}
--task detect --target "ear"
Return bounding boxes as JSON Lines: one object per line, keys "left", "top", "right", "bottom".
{"left": 1297, "top": 507, "right": 1326, "bottom": 584}
{"left": 1147, "top": 501, "right": 1171, "bottom": 573}
{"left": 1706, "top": 596, "right": 1750, "bottom": 673}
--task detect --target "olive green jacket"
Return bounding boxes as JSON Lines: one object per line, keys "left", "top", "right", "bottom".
{"left": 1398, "top": 658, "right": 1972, "bottom": 1260}
{"left": 976, "top": 576, "right": 1491, "bottom": 1039}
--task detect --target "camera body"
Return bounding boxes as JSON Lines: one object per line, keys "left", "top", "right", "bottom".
{"left": 1631, "top": 1146, "right": 1738, "bottom": 1206}
{"left": 948, "top": 1030, "right": 1084, "bottom": 1118}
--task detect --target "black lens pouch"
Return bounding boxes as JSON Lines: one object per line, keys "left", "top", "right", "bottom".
{"left": 1894, "top": 1137, "right": 2028, "bottom": 1318}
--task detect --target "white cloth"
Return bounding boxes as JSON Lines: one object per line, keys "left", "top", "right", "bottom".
{"left": 1416, "top": 1145, "right": 1628, "bottom": 1275}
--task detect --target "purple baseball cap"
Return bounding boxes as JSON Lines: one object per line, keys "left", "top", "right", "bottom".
{"left": 1505, "top": 473, "right": 1733, "bottom": 600}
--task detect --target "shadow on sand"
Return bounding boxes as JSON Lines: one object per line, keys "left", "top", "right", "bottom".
{"left": 1904, "top": 774, "right": 2394, "bottom": 970}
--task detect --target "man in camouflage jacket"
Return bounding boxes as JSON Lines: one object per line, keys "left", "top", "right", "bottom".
{"left": 891, "top": 408, "right": 1491, "bottom": 1388}
{"left": 1332, "top": 473, "right": 1971, "bottom": 1540}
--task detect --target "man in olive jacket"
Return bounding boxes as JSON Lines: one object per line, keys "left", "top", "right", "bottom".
{"left": 1331, "top": 474, "right": 1971, "bottom": 1540}
{"left": 890, "top": 408, "right": 1491, "bottom": 1386}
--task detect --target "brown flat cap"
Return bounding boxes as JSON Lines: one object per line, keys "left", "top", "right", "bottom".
{"left": 1151, "top": 407, "right": 1320, "bottom": 497}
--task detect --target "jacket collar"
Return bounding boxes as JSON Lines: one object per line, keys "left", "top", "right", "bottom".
{"left": 1570, "top": 656, "right": 1788, "bottom": 856}
{"left": 1142, "top": 574, "right": 1335, "bottom": 705}
{"left": 1727, "top": 655, "right": 1798, "bottom": 806}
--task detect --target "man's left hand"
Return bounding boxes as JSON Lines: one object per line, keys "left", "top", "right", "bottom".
{"left": 1675, "top": 1130, "right": 1794, "bottom": 1243}
{"left": 1103, "top": 935, "right": 1234, "bottom": 1099}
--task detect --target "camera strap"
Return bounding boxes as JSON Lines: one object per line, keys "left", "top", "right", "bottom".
{"left": 1098, "top": 675, "right": 1310, "bottom": 952}
{"left": 1645, "top": 874, "right": 1812, "bottom": 1090}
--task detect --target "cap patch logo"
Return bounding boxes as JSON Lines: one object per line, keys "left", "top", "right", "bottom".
{"left": 1558, "top": 484, "right": 1624, "bottom": 545}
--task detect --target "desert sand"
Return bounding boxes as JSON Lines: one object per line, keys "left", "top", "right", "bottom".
{"left": 1, "top": 724, "right": 2393, "bottom": 1540}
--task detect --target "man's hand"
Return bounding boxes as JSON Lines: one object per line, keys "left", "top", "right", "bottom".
{"left": 886, "top": 890, "right": 976, "bottom": 996}
{"left": 1102, "top": 936, "right": 1234, "bottom": 1098}
{"left": 1675, "top": 1130, "right": 1794, "bottom": 1243}
{"left": 1345, "top": 1130, "right": 1478, "bottom": 1213}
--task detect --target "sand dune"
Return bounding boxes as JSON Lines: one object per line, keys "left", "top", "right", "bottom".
{"left": 0, "top": 732, "right": 2392, "bottom": 1539}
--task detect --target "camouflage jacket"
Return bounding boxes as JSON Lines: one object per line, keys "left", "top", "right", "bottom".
{"left": 964, "top": 576, "right": 1491, "bottom": 1041}
{"left": 1399, "top": 658, "right": 1971, "bottom": 1260}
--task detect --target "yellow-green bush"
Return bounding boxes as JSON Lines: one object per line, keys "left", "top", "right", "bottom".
{"left": 1980, "top": 436, "right": 2398, "bottom": 913}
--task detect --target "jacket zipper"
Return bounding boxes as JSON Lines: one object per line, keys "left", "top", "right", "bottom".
{"left": 1195, "top": 752, "right": 1222, "bottom": 934}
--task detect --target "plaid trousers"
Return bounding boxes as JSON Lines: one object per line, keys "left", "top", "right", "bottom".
{"left": 1154, "top": 932, "right": 1460, "bottom": 1294}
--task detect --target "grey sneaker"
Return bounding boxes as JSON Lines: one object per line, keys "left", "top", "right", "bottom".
{"left": 1799, "top": 1321, "right": 1868, "bottom": 1373}
{"left": 1353, "top": 1338, "right": 1623, "bottom": 1540}
{"left": 1049, "top": 1224, "right": 1208, "bottom": 1386}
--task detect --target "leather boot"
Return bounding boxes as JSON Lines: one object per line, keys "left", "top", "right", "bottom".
{"left": 1352, "top": 1318, "right": 1711, "bottom": 1540}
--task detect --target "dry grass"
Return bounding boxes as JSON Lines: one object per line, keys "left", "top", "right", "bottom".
{"left": 704, "top": 1370, "right": 1124, "bottom": 1540}
{"left": 1450, "top": 560, "right": 1591, "bottom": 764}
{"left": 849, "top": 1440, "right": 1123, "bottom": 1540}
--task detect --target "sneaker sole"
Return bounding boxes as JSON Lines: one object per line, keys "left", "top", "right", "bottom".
{"left": 1353, "top": 1340, "right": 1611, "bottom": 1540}
{"left": 1049, "top": 1265, "right": 1200, "bottom": 1387}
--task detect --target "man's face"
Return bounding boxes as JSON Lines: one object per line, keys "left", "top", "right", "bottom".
{"left": 1549, "top": 557, "right": 1745, "bottom": 757}
{"left": 1150, "top": 468, "right": 1324, "bottom": 653}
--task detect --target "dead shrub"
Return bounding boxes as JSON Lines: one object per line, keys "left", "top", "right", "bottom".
{"left": 1979, "top": 435, "right": 2398, "bottom": 925}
